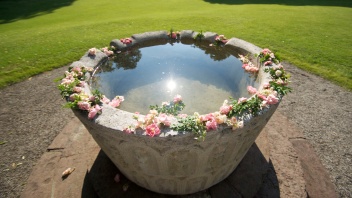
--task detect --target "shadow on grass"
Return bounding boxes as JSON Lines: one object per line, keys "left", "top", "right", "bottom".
{"left": 203, "top": 0, "right": 352, "bottom": 7}
{"left": 0, "top": 0, "right": 76, "bottom": 24}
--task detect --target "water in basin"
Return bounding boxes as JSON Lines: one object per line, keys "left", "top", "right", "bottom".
{"left": 91, "top": 42, "right": 258, "bottom": 114}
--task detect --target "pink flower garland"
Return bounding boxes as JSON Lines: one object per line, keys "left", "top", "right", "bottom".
{"left": 60, "top": 45, "right": 289, "bottom": 139}
{"left": 120, "top": 38, "right": 132, "bottom": 45}
{"left": 238, "top": 54, "right": 259, "bottom": 73}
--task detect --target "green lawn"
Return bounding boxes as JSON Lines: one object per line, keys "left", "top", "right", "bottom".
{"left": 0, "top": 0, "right": 351, "bottom": 90}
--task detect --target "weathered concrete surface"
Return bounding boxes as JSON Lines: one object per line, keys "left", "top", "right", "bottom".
{"left": 21, "top": 118, "right": 100, "bottom": 198}
{"left": 21, "top": 110, "right": 337, "bottom": 198}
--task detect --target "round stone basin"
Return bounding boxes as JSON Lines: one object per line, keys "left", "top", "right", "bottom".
{"left": 91, "top": 42, "right": 259, "bottom": 114}
{"left": 71, "top": 30, "right": 281, "bottom": 195}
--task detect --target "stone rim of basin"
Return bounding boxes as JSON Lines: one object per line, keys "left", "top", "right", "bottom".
{"left": 70, "top": 30, "right": 278, "bottom": 138}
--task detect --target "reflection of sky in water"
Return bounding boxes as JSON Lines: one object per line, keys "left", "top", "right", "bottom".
{"left": 91, "top": 42, "right": 258, "bottom": 114}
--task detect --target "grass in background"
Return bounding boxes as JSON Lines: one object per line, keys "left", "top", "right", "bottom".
{"left": 0, "top": 0, "right": 351, "bottom": 90}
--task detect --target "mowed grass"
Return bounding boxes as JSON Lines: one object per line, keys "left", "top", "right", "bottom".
{"left": 0, "top": 0, "right": 351, "bottom": 89}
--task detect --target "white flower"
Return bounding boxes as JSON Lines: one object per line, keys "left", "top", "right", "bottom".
{"left": 237, "top": 121, "right": 244, "bottom": 128}
{"left": 275, "top": 70, "right": 282, "bottom": 77}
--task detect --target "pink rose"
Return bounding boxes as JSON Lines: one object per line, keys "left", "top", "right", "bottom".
{"left": 106, "top": 50, "right": 114, "bottom": 56}
{"left": 65, "top": 71, "right": 74, "bottom": 78}
{"left": 109, "top": 96, "right": 124, "bottom": 108}
{"left": 88, "top": 105, "right": 102, "bottom": 119}
{"left": 73, "top": 86, "right": 82, "bottom": 93}
{"left": 262, "top": 48, "right": 271, "bottom": 55}
{"left": 109, "top": 98, "right": 121, "bottom": 108}
{"left": 69, "top": 93, "right": 78, "bottom": 102}
{"left": 61, "top": 78, "right": 73, "bottom": 85}
{"left": 242, "top": 63, "right": 248, "bottom": 69}
{"left": 77, "top": 81, "right": 85, "bottom": 87}
{"left": 244, "top": 65, "right": 259, "bottom": 72}
{"left": 120, "top": 38, "right": 132, "bottom": 45}
{"left": 206, "top": 119, "right": 218, "bottom": 131}
{"left": 257, "top": 93, "right": 267, "bottom": 101}
{"left": 219, "top": 105, "right": 232, "bottom": 115}
{"left": 71, "top": 67, "right": 82, "bottom": 73}
{"left": 173, "top": 94, "right": 182, "bottom": 103}
{"left": 264, "top": 61, "right": 272, "bottom": 66}
{"left": 123, "top": 127, "right": 134, "bottom": 134}
{"left": 101, "top": 96, "right": 110, "bottom": 104}
{"left": 238, "top": 97, "right": 247, "bottom": 104}
{"left": 95, "top": 104, "right": 102, "bottom": 111}
{"left": 145, "top": 123, "right": 161, "bottom": 137}
{"left": 250, "top": 67, "right": 259, "bottom": 72}
{"left": 247, "top": 86, "right": 257, "bottom": 95}
{"left": 199, "top": 115, "right": 206, "bottom": 122}
{"left": 171, "top": 33, "right": 177, "bottom": 39}
{"left": 89, "top": 95, "right": 96, "bottom": 102}
{"left": 200, "top": 113, "right": 215, "bottom": 122}
{"left": 78, "top": 101, "right": 91, "bottom": 111}
{"left": 158, "top": 113, "right": 171, "bottom": 126}
{"left": 89, "top": 48, "right": 97, "bottom": 56}
{"left": 102, "top": 47, "right": 114, "bottom": 56}
{"left": 265, "top": 94, "right": 279, "bottom": 105}
{"left": 177, "top": 114, "right": 188, "bottom": 118}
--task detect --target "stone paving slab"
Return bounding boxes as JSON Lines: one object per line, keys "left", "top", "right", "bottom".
{"left": 266, "top": 112, "right": 338, "bottom": 198}
{"left": 21, "top": 118, "right": 101, "bottom": 198}
{"left": 20, "top": 111, "right": 338, "bottom": 198}
{"left": 291, "top": 139, "right": 338, "bottom": 198}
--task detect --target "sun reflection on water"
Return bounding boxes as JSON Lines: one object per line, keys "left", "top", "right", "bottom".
{"left": 167, "top": 80, "right": 176, "bottom": 92}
